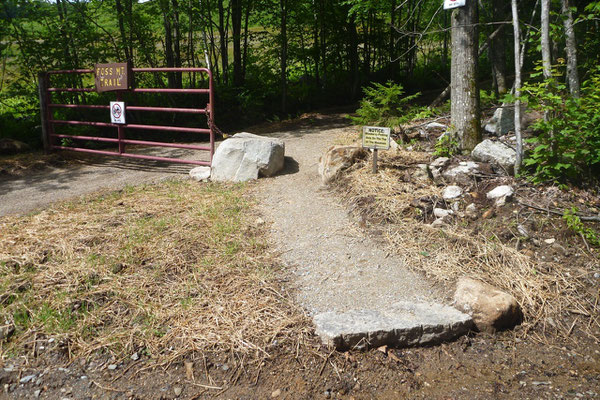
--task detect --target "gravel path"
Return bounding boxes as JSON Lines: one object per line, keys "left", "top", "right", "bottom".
{"left": 0, "top": 146, "right": 209, "bottom": 217}
{"left": 256, "top": 120, "right": 445, "bottom": 315}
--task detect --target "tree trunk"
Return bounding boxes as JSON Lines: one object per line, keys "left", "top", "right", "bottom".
{"left": 115, "top": 0, "right": 130, "bottom": 61}
{"left": 231, "top": 0, "right": 243, "bottom": 86}
{"left": 172, "top": 0, "right": 182, "bottom": 88}
{"left": 160, "top": 0, "right": 176, "bottom": 88}
{"left": 347, "top": 14, "right": 359, "bottom": 100}
{"left": 280, "top": 0, "right": 287, "bottom": 113}
{"left": 490, "top": 2, "right": 507, "bottom": 95}
{"left": 512, "top": 0, "right": 523, "bottom": 175}
{"left": 242, "top": 0, "right": 251, "bottom": 80}
{"left": 541, "top": 0, "right": 552, "bottom": 81}
{"left": 217, "top": 0, "right": 229, "bottom": 84}
{"left": 561, "top": 0, "right": 580, "bottom": 97}
{"left": 450, "top": 1, "right": 481, "bottom": 151}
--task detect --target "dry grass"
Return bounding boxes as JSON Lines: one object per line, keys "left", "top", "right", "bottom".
{"left": 0, "top": 180, "right": 310, "bottom": 365}
{"left": 335, "top": 148, "right": 600, "bottom": 342}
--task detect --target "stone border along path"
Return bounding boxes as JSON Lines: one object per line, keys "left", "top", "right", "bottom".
{"left": 255, "top": 120, "right": 472, "bottom": 350}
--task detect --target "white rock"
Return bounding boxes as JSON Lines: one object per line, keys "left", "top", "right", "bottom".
{"left": 431, "top": 218, "right": 447, "bottom": 227}
{"left": 472, "top": 139, "right": 517, "bottom": 174}
{"left": 544, "top": 238, "right": 556, "bottom": 244}
{"left": 434, "top": 208, "right": 453, "bottom": 218}
{"left": 189, "top": 166, "right": 211, "bottom": 181}
{"left": 443, "top": 185, "right": 463, "bottom": 200}
{"left": 465, "top": 203, "right": 478, "bottom": 219}
{"left": 211, "top": 133, "right": 285, "bottom": 182}
{"left": 426, "top": 122, "right": 447, "bottom": 130}
{"left": 430, "top": 157, "right": 450, "bottom": 169}
{"left": 487, "top": 185, "right": 514, "bottom": 199}
{"left": 413, "top": 164, "right": 430, "bottom": 181}
{"left": 442, "top": 162, "right": 480, "bottom": 184}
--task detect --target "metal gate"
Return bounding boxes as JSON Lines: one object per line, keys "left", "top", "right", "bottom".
{"left": 38, "top": 67, "right": 214, "bottom": 166}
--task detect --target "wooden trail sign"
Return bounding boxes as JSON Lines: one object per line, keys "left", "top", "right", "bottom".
{"left": 95, "top": 62, "right": 131, "bottom": 92}
{"left": 362, "top": 126, "right": 391, "bottom": 174}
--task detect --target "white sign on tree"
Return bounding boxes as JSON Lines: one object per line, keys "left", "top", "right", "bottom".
{"left": 444, "top": 0, "right": 466, "bottom": 10}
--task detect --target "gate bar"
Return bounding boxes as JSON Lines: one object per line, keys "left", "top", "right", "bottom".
{"left": 51, "top": 120, "right": 210, "bottom": 134}
{"left": 49, "top": 103, "right": 207, "bottom": 114}
{"left": 53, "top": 145, "right": 211, "bottom": 166}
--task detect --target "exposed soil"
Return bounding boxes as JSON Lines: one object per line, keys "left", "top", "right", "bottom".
{"left": 1, "top": 112, "right": 599, "bottom": 399}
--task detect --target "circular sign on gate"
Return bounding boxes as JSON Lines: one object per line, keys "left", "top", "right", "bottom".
{"left": 112, "top": 103, "right": 122, "bottom": 119}
{"left": 110, "top": 101, "right": 126, "bottom": 124}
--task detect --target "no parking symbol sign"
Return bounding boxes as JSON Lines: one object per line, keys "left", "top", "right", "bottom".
{"left": 110, "top": 101, "right": 126, "bottom": 124}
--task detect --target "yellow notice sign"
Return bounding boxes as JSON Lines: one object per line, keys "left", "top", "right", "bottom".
{"left": 362, "top": 126, "right": 391, "bottom": 150}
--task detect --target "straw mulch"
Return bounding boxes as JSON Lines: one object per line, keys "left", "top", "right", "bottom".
{"left": 336, "top": 149, "right": 599, "bottom": 342}
{"left": 0, "top": 180, "right": 310, "bottom": 365}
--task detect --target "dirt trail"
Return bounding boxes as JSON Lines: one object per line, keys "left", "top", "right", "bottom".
{"left": 254, "top": 117, "right": 446, "bottom": 316}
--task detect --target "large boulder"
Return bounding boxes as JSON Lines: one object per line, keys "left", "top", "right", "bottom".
{"left": 471, "top": 139, "right": 517, "bottom": 174}
{"left": 318, "top": 145, "right": 367, "bottom": 184}
{"left": 211, "top": 133, "right": 285, "bottom": 182}
{"left": 0, "top": 138, "right": 30, "bottom": 155}
{"left": 453, "top": 277, "right": 522, "bottom": 333}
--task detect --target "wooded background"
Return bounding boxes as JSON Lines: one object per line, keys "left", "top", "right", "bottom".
{"left": 1, "top": 0, "right": 599, "bottom": 151}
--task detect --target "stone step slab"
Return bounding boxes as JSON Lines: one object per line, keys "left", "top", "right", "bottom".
{"left": 313, "top": 302, "right": 473, "bottom": 350}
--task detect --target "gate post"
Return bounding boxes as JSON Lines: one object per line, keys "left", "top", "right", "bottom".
{"left": 37, "top": 72, "right": 51, "bottom": 154}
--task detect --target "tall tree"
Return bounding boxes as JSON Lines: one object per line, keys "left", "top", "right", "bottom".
{"left": 489, "top": 2, "right": 507, "bottom": 95}
{"left": 450, "top": 1, "right": 481, "bottom": 151}
{"left": 512, "top": 0, "right": 523, "bottom": 175}
{"left": 231, "top": 0, "right": 243, "bottom": 86}
{"left": 561, "top": 0, "right": 580, "bottom": 97}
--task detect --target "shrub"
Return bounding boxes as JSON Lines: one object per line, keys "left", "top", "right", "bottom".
{"left": 349, "top": 81, "right": 421, "bottom": 127}
{"left": 520, "top": 66, "right": 600, "bottom": 184}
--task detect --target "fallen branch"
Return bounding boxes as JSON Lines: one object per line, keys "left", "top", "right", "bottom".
{"left": 516, "top": 200, "right": 600, "bottom": 222}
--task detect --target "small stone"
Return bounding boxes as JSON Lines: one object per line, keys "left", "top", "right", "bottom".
{"left": 221, "top": 364, "right": 229, "bottom": 371}
{"left": 324, "top": 389, "right": 332, "bottom": 399}
{"left": 20, "top": 374, "right": 36, "bottom": 384}
{"left": 431, "top": 218, "right": 447, "bottom": 228}
{"left": 487, "top": 185, "right": 514, "bottom": 206}
{"left": 130, "top": 352, "right": 139, "bottom": 361}
{"left": 34, "top": 389, "right": 41, "bottom": 398}
{"left": 544, "top": 238, "right": 556, "bottom": 244}
{"left": 271, "top": 389, "right": 282, "bottom": 398}
{"left": 482, "top": 208, "right": 495, "bottom": 219}
{"left": 429, "top": 157, "right": 449, "bottom": 169}
{"left": 465, "top": 203, "right": 478, "bottom": 219}
{"left": 594, "top": 273, "right": 600, "bottom": 279}
{"left": 189, "top": 166, "right": 211, "bottom": 181}
{"left": 173, "top": 386, "right": 183, "bottom": 397}
{"left": 433, "top": 208, "right": 453, "bottom": 219}
{"left": 107, "top": 364, "right": 117, "bottom": 370}
{"left": 425, "top": 122, "right": 446, "bottom": 130}
{"left": 443, "top": 185, "right": 463, "bottom": 200}
{"left": 517, "top": 224, "right": 529, "bottom": 238}
{"left": 487, "top": 185, "right": 514, "bottom": 200}
{"left": 255, "top": 217, "right": 265, "bottom": 226}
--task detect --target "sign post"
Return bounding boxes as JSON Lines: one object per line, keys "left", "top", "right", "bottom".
{"left": 362, "top": 126, "right": 391, "bottom": 174}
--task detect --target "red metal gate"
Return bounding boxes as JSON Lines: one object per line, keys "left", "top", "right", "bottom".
{"left": 38, "top": 67, "right": 214, "bottom": 166}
